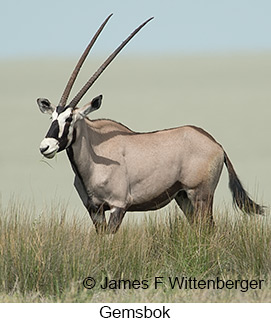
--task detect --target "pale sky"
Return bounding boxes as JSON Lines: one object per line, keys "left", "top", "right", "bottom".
{"left": 1, "top": 0, "right": 271, "bottom": 58}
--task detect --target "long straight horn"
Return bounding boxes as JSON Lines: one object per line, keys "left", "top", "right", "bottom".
{"left": 69, "top": 17, "right": 154, "bottom": 108}
{"left": 58, "top": 13, "right": 113, "bottom": 108}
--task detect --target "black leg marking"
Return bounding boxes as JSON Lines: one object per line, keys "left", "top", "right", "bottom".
{"left": 107, "top": 208, "right": 126, "bottom": 234}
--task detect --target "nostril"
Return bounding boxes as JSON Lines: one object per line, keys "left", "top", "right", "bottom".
{"left": 40, "top": 145, "right": 49, "bottom": 154}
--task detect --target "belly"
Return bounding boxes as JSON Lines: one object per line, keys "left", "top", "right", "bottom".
{"left": 127, "top": 182, "right": 182, "bottom": 211}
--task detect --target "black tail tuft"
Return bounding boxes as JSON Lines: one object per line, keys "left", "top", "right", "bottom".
{"left": 224, "top": 152, "right": 264, "bottom": 215}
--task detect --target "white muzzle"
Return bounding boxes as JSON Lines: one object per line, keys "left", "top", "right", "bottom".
{"left": 40, "top": 138, "right": 59, "bottom": 159}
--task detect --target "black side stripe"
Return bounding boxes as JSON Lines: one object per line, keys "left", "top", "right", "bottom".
{"left": 66, "top": 146, "right": 86, "bottom": 190}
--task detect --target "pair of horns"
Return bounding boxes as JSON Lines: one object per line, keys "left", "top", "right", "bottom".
{"left": 59, "top": 14, "right": 153, "bottom": 109}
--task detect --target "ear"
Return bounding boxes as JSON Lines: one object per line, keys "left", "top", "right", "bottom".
{"left": 37, "top": 98, "right": 55, "bottom": 114}
{"left": 79, "top": 94, "right": 103, "bottom": 117}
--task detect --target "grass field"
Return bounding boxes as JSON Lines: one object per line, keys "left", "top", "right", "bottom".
{"left": 0, "top": 199, "right": 270, "bottom": 303}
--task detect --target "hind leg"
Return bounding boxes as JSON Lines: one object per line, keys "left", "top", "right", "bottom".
{"left": 175, "top": 190, "right": 214, "bottom": 226}
{"left": 188, "top": 189, "right": 215, "bottom": 227}
{"left": 175, "top": 190, "right": 195, "bottom": 225}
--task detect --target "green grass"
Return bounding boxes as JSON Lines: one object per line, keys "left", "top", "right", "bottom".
{"left": 0, "top": 200, "right": 270, "bottom": 302}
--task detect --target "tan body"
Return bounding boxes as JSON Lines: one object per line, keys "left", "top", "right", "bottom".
{"left": 68, "top": 117, "right": 225, "bottom": 231}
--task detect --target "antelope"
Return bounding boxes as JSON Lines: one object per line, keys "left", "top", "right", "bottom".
{"left": 37, "top": 14, "right": 264, "bottom": 234}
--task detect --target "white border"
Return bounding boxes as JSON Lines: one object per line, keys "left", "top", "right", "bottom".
{"left": 1, "top": 303, "right": 269, "bottom": 322}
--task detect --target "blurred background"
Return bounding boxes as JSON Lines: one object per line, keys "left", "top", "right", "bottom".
{"left": 0, "top": 0, "right": 270, "bottom": 219}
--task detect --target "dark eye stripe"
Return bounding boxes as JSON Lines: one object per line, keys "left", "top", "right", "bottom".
{"left": 45, "top": 120, "right": 59, "bottom": 139}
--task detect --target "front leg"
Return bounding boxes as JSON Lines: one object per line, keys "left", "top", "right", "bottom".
{"left": 73, "top": 175, "right": 107, "bottom": 233}
{"left": 107, "top": 207, "right": 126, "bottom": 234}
{"left": 90, "top": 207, "right": 107, "bottom": 234}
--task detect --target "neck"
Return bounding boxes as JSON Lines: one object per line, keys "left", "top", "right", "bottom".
{"left": 66, "top": 118, "right": 95, "bottom": 182}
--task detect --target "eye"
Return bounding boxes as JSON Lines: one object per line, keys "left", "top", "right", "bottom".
{"left": 66, "top": 116, "right": 72, "bottom": 123}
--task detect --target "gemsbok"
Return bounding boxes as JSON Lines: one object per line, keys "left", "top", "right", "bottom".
{"left": 37, "top": 14, "right": 264, "bottom": 233}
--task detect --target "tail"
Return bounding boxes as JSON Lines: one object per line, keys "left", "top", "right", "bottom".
{"left": 224, "top": 151, "right": 264, "bottom": 215}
